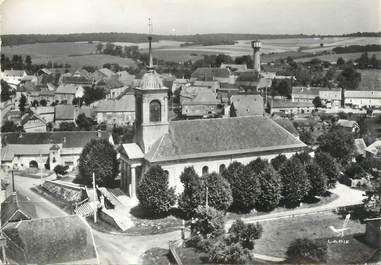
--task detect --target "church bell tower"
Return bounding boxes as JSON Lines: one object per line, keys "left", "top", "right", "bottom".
{"left": 135, "top": 19, "right": 169, "bottom": 154}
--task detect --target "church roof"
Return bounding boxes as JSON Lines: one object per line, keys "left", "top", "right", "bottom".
{"left": 145, "top": 116, "right": 306, "bottom": 163}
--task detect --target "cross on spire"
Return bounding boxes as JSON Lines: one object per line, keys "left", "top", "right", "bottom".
{"left": 147, "top": 18, "right": 154, "bottom": 70}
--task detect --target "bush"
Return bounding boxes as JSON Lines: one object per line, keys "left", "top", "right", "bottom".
{"left": 202, "top": 173, "right": 233, "bottom": 212}
{"left": 286, "top": 238, "right": 327, "bottom": 263}
{"left": 54, "top": 165, "right": 68, "bottom": 176}
{"left": 209, "top": 241, "right": 253, "bottom": 264}
{"left": 78, "top": 139, "right": 119, "bottom": 187}
{"left": 227, "top": 219, "right": 263, "bottom": 250}
{"left": 137, "top": 165, "right": 176, "bottom": 215}
{"left": 191, "top": 206, "right": 225, "bottom": 239}
{"left": 255, "top": 165, "right": 282, "bottom": 211}
{"left": 178, "top": 167, "right": 203, "bottom": 217}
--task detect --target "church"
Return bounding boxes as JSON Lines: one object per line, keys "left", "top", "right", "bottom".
{"left": 117, "top": 36, "right": 307, "bottom": 197}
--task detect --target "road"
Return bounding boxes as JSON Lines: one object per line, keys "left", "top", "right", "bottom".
{"left": 13, "top": 175, "right": 180, "bottom": 265}
{"left": 15, "top": 175, "right": 67, "bottom": 218}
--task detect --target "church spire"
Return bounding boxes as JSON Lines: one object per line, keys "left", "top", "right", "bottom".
{"left": 147, "top": 18, "right": 154, "bottom": 71}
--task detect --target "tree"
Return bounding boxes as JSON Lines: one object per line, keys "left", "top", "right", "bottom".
{"left": 83, "top": 86, "right": 105, "bottom": 105}
{"left": 78, "top": 139, "right": 119, "bottom": 187}
{"left": 111, "top": 125, "right": 135, "bottom": 144}
{"left": 31, "top": 99, "right": 39, "bottom": 107}
{"left": 317, "top": 128, "right": 354, "bottom": 165}
{"left": 271, "top": 154, "right": 288, "bottom": 171}
{"left": 209, "top": 241, "right": 253, "bottom": 264}
{"left": 363, "top": 176, "right": 381, "bottom": 218}
{"left": 292, "top": 151, "right": 312, "bottom": 166}
{"left": 54, "top": 165, "right": 69, "bottom": 176}
{"left": 337, "top": 65, "right": 361, "bottom": 90}
{"left": 279, "top": 158, "right": 310, "bottom": 208}
{"left": 229, "top": 103, "right": 237, "bottom": 117}
{"left": 57, "top": 122, "right": 76, "bottom": 131}
{"left": 227, "top": 219, "right": 263, "bottom": 250}
{"left": 39, "top": 99, "right": 47, "bottom": 107}
{"left": 305, "top": 163, "right": 328, "bottom": 197}
{"left": 314, "top": 151, "right": 340, "bottom": 188}
{"left": 202, "top": 173, "right": 233, "bottom": 212}
{"left": 286, "top": 238, "right": 327, "bottom": 263}
{"left": 19, "top": 94, "right": 27, "bottom": 112}
{"left": 222, "top": 162, "right": 257, "bottom": 212}
{"left": 255, "top": 164, "right": 282, "bottom": 211}
{"left": 178, "top": 167, "right": 204, "bottom": 217}
{"left": 312, "top": 96, "right": 323, "bottom": 108}
{"left": 191, "top": 205, "right": 225, "bottom": 239}
{"left": 299, "top": 129, "right": 314, "bottom": 145}
{"left": 1, "top": 80, "right": 14, "bottom": 102}
{"left": 136, "top": 165, "right": 176, "bottom": 215}
{"left": 1, "top": 121, "right": 18, "bottom": 132}
{"left": 337, "top": 57, "right": 345, "bottom": 65}
{"left": 96, "top": 43, "right": 103, "bottom": 53}
{"left": 76, "top": 113, "right": 93, "bottom": 131}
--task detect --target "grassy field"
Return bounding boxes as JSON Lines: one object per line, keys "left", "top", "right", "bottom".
{"left": 254, "top": 211, "right": 371, "bottom": 260}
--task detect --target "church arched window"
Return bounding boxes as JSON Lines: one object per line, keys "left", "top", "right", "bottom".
{"left": 150, "top": 100, "right": 161, "bottom": 122}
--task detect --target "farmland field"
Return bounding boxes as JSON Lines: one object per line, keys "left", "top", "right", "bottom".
{"left": 1, "top": 42, "right": 137, "bottom": 69}
{"left": 295, "top": 51, "right": 381, "bottom": 63}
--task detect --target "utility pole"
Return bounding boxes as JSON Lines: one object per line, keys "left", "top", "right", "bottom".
{"left": 92, "top": 172, "right": 97, "bottom": 224}
{"left": 205, "top": 186, "right": 209, "bottom": 207}
{"left": 40, "top": 153, "right": 43, "bottom": 186}
{"left": 11, "top": 169, "right": 15, "bottom": 193}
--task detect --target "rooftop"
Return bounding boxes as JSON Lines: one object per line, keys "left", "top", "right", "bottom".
{"left": 145, "top": 116, "right": 306, "bottom": 162}
{"left": 1, "top": 192, "right": 37, "bottom": 227}
{"left": 95, "top": 96, "right": 135, "bottom": 112}
{"left": 55, "top": 84, "right": 82, "bottom": 94}
{"left": 3, "top": 215, "right": 98, "bottom": 264}
{"left": 230, "top": 94, "right": 264, "bottom": 116}
{"left": 55, "top": 105, "right": 75, "bottom": 120}
{"left": 271, "top": 99, "right": 314, "bottom": 108}
{"left": 191, "top": 67, "right": 231, "bottom": 81}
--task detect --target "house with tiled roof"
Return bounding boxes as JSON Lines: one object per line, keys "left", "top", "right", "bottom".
{"left": 1, "top": 70, "right": 27, "bottom": 88}
{"left": 190, "top": 67, "right": 234, "bottom": 83}
{"left": 94, "top": 68, "right": 117, "bottom": 81}
{"left": 1, "top": 192, "right": 37, "bottom": 228}
{"left": 21, "top": 112, "right": 48, "bottom": 132}
{"left": 220, "top": 63, "right": 248, "bottom": 73}
{"left": 2, "top": 215, "right": 99, "bottom": 264}
{"left": 270, "top": 99, "right": 314, "bottom": 114}
{"left": 344, "top": 90, "right": 381, "bottom": 108}
{"left": 1, "top": 131, "right": 109, "bottom": 170}
{"left": 229, "top": 94, "right": 264, "bottom": 117}
{"left": 180, "top": 87, "right": 220, "bottom": 118}
{"left": 94, "top": 96, "right": 135, "bottom": 126}
{"left": 55, "top": 84, "right": 84, "bottom": 104}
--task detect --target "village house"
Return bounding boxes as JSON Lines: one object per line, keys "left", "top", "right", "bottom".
{"left": 365, "top": 139, "right": 381, "bottom": 158}
{"left": 117, "top": 39, "right": 307, "bottom": 197}
{"left": 291, "top": 86, "right": 342, "bottom": 108}
{"left": 229, "top": 94, "right": 264, "bottom": 117}
{"left": 220, "top": 63, "right": 248, "bottom": 73}
{"left": 171, "top": 78, "right": 189, "bottom": 93}
{"left": 336, "top": 119, "right": 360, "bottom": 133}
{"left": 54, "top": 84, "right": 84, "bottom": 104}
{"left": 32, "top": 106, "right": 55, "bottom": 123}
{"left": 190, "top": 67, "right": 234, "bottom": 83}
{"left": 106, "top": 86, "right": 129, "bottom": 99}
{"left": 94, "top": 68, "right": 117, "bottom": 81}
{"left": 180, "top": 86, "right": 221, "bottom": 119}
{"left": 21, "top": 112, "right": 48, "bottom": 132}
{"left": 1, "top": 131, "right": 110, "bottom": 170}
{"left": 191, "top": 80, "right": 220, "bottom": 92}
{"left": 344, "top": 90, "right": 381, "bottom": 108}
{"left": 94, "top": 96, "right": 135, "bottom": 126}
{"left": 270, "top": 99, "right": 315, "bottom": 114}
{"left": 1, "top": 70, "right": 27, "bottom": 88}
{"left": 116, "top": 70, "right": 135, "bottom": 86}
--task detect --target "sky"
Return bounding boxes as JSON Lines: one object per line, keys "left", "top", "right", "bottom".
{"left": 0, "top": 0, "right": 380, "bottom": 35}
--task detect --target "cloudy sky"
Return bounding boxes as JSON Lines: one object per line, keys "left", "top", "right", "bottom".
{"left": 0, "top": 0, "right": 380, "bottom": 35}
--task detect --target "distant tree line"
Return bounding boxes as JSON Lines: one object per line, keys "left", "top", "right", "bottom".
{"left": 332, "top": 44, "right": 381, "bottom": 54}
{"left": 2, "top": 32, "right": 380, "bottom": 46}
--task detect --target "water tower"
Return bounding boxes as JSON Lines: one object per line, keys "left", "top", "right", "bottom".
{"left": 251, "top": 40, "right": 261, "bottom": 73}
